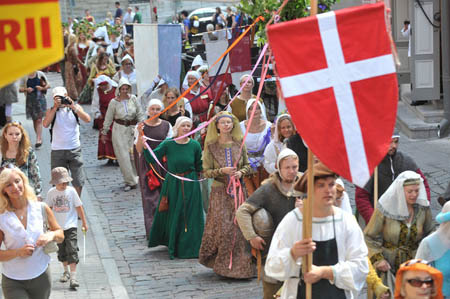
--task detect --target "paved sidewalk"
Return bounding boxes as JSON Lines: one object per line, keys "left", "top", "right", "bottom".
{"left": 0, "top": 73, "right": 126, "bottom": 299}
{"left": 3, "top": 71, "right": 449, "bottom": 299}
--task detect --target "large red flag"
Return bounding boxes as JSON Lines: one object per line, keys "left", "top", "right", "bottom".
{"left": 267, "top": 3, "right": 398, "bottom": 187}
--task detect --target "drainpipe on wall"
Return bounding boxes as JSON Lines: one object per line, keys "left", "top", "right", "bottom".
{"left": 439, "top": 0, "right": 450, "bottom": 137}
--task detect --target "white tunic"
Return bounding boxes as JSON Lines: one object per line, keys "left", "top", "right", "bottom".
{"left": 265, "top": 207, "right": 368, "bottom": 299}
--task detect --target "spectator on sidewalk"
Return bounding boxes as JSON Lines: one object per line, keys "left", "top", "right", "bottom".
{"left": 355, "top": 130, "right": 431, "bottom": 224}
{"left": 46, "top": 167, "right": 88, "bottom": 290}
{"left": 19, "top": 71, "right": 50, "bottom": 148}
{"left": 84, "top": 9, "right": 95, "bottom": 24}
{"left": 114, "top": 1, "right": 123, "bottom": 21}
{"left": 0, "top": 167, "right": 64, "bottom": 299}
{"left": 0, "top": 82, "right": 18, "bottom": 124}
{"left": 123, "top": 7, "right": 135, "bottom": 37}
{"left": 133, "top": 6, "right": 142, "bottom": 24}
{"left": 1, "top": 122, "right": 42, "bottom": 199}
{"left": 101, "top": 78, "right": 145, "bottom": 191}
{"left": 43, "top": 87, "right": 91, "bottom": 197}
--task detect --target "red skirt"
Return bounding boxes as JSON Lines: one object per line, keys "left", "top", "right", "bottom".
{"left": 97, "top": 118, "right": 116, "bottom": 160}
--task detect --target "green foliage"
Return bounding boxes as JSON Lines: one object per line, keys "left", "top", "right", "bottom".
{"left": 239, "top": 0, "right": 338, "bottom": 45}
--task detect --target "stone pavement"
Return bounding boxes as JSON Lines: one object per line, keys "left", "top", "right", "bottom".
{"left": 4, "top": 71, "right": 449, "bottom": 299}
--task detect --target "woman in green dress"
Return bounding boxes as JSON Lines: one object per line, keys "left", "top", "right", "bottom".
{"left": 140, "top": 116, "right": 204, "bottom": 259}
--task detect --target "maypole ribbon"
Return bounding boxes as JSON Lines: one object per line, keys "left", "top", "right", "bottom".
{"left": 148, "top": 15, "right": 264, "bottom": 122}
{"left": 140, "top": 43, "right": 269, "bottom": 143}
{"left": 143, "top": 142, "right": 206, "bottom": 182}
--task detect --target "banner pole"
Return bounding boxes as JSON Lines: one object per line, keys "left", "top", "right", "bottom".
{"left": 302, "top": 149, "right": 315, "bottom": 299}
{"left": 374, "top": 166, "right": 378, "bottom": 208}
{"left": 302, "top": 4, "right": 317, "bottom": 299}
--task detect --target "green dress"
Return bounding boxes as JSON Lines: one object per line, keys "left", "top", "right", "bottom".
{"left": 143, "top": 138, "right": 204, "bottom": 259}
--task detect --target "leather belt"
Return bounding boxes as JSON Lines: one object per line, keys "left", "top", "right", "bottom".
{"left": 114, "top": 119, "right": 138, "bottom": 126}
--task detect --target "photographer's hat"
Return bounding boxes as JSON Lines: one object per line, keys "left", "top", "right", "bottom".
{"left": 52, "top": 86, "right": 67, "bottom": 98}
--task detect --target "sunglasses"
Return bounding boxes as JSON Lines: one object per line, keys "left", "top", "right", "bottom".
{"left": 407, "top": 279, "right": 434, "bottom": 288}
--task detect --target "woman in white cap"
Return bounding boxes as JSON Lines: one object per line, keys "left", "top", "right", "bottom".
{"left": 199, "top": 111, "right": 254, "bottom": 278}
{"left": 416, "top": 201, "right": 450, "bottom": 298}
{"left": 101, "top": 77, "right": 145, "bottom": 191}
{"left": 112, "top": 54, "right": 137, "bottom": 95}
{"left": 364, "top": 171, "right": 434, "bottom": 294}
{"left": 263, "top": 114, "right": 295, "bottom": 174}
{"left": 184, "top": 70, "right": 211, "bottom": 124}
{"left": 141, "top": 116, "right": 204, "bottom": 259}
{"left": 240, "top": 98, "right": 272, "bottom": 196}
{"left": 92, "top": 75, "right": 118, "bottom": 165}
{"left": 135, "top": 99, "right": 173, "bottom": 238}
{"left": 182, "top": 55, "right": 204, "bottom": 91}
{"left": 230, "top": 74, "right": 265, "bottom": 122}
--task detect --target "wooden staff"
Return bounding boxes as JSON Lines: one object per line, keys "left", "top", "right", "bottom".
{"left": 373, "top": 166, "right": 378, "bottom": 208}
{"left": 301, "top": 4, "right": 318, "bottom": 299}
{"left": 302, "top": 149, "right": 315, "bottom": 299}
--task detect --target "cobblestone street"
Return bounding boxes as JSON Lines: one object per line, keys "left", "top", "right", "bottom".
{"left": 2, "top": 71, "right": 449, "bottom": 298}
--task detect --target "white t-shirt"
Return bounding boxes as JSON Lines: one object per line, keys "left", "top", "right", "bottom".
{"left": 51, "top": 107, "right": 80, "bottom": 150}
{"left": 46, "top": 186, "right": 82, "bottom": 230}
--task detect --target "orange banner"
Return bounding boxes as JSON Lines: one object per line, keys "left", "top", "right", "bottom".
{"left": 0, "top": 0, "right": 63, "bottom": 88}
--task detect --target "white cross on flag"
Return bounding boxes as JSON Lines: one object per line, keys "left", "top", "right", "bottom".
{"left": 267, "top": 3, "right": 398, "bottom": 187}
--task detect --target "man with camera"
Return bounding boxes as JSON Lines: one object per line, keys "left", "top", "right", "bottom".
{"left": 43, "top": 87, "right": 91, "bottom": 197}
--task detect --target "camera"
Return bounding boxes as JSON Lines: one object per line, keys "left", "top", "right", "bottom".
{"left": 57, "top": 96, "right": 72, "bottom": 105}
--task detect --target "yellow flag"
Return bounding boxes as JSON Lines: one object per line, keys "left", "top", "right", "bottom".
{"left": 0, "top": 0, "right": 63, "bottom": 88}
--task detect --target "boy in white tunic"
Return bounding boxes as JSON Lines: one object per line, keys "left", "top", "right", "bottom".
{"left": 46, "top": 167, "right": 88, "bottom": 289}
{"left": 265, "top": 162, "right": 368, "bottom": 299}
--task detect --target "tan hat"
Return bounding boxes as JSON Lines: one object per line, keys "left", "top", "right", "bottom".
{"left": 49, "top": 167, "right": 73, "bottom": 185}
{"left": 295, "top": 162, "right": 337, "bottom": 193}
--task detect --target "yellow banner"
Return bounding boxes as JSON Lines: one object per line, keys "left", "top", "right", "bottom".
{"left": 0, "top": 0, "right": 63, "bottom": 88}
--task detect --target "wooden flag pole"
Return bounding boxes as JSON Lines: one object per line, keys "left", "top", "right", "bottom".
{"left": 301, "top": 4, "right": 318, "bottom": 299}
{"left": 373, "top": 166, "right": 378, "bottom": 208}
{"left": 302, "top": 4, "right": 317, "bottom": 299}
{"left": 302, "top": 149, "right": 315, "bottom": 299}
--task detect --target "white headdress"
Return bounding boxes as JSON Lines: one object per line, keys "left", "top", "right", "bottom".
{"left": 378, "top": 170, "right": 429, "bottom": 221}
{"left": 172, "top": 116, "right": 192, "bottom": 138}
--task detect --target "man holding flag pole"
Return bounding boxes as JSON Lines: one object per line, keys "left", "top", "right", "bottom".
{"left": 264, "top": 0, "right": 399, "bottom": 298}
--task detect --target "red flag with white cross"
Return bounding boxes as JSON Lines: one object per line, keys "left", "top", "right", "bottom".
{"left": 267, "top": 2, "right": 398, "bottom": 187}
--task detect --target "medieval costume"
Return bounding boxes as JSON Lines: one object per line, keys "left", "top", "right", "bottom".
{"left": 64, "top": 34, "right": 83, "bottom": 100}
{"left": 133, "top": 99, "right": 173, "bottom": 238}
{"left": 101, "top": 78, "right": 145, "bottom": 189}
{"left": 263, "top": 114, "right": 294, "bottom": 174}
{"left": 265, "top": 162, "right": 369, "bottom": 299}
{"left": 199, "top": 112, "right": 255, "bottom": 278}
{"left": 181, "top": 55, "right": 203, "bottom": 91}
{"left": 183, "top": 71, "right": 210, "bottom": 124}
{"left": 416, "top": 202, "right": 450, "bottom": 297}
{"left": 236, "top": 148, "right": 303, "bottom": 299}
{"left": 92, "top": 75, "right": 117, "bottom": 160}
{"left": 143, "top": 117, "right": 204, "bottom": 259}
{"left": 239, "top": 99, "right": 271, "bottom": 195}
{"left": 286, "top": 132, "right": 308, "bottom": 173}
{"left": 112, "top": 54, "right": 137, "bottom": 95}
{"left": 335, "top": 178, "right": 353, "bottom": 215}
{"left": 364, "top": 171, "right": 434, "bottom": 294}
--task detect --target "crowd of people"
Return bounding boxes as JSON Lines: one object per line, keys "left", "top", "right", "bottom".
{"left": 0, "top": 3, "right": 449, "bottom": 299}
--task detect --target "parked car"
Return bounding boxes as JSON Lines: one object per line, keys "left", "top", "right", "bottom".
{"left": 188, "top": 7, "right": 227, "bottom": 33}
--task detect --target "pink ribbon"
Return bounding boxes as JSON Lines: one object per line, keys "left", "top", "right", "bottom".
{"left": 143, "top": 142, "right": 206, "bottom": 182}
{"left": 141, "top": 44, "right": 270, "bottom": 143}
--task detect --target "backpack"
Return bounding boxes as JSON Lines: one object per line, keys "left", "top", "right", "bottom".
{"left": 49, "top": 109, "right": 80, "bottom": 143}
{"left": 189, "top": 16, "right": 200, "bottom": 34}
